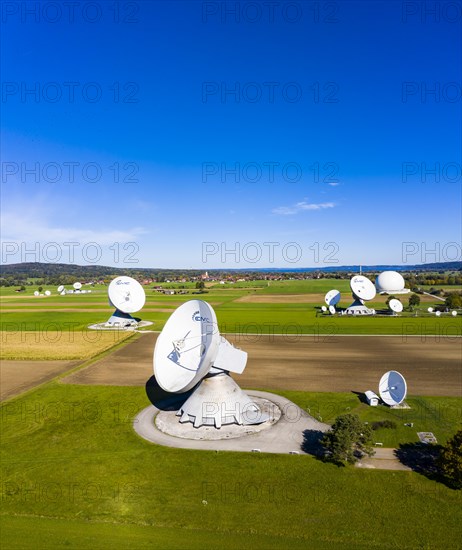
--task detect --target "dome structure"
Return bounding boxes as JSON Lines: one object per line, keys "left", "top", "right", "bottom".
{"left": 375, "top": 271, "right": 409, "bottom": 294}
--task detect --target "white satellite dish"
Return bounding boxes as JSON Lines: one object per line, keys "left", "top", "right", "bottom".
{"left": 324, "top": 289, "right": 341, "bottom": 306}
{"left": 154, "top": 300, "right": 220, "bottom": 393}
{"left": 321, "top": 305, "right": 327, "bottom": 312}
{"left": 108, "top": 276, "right": 146, "bottom": 314}
{"left": 88, "top": 290, "right": 92, "bottom": 293}
{"left": 81, "top": 289, "right": 87, "bottom": 294}
{"left": 73, "top": 282, "right": 82, "bottom": 290}
{"left": 57, "top": 285, "right": 64, "bottom": 293}
{"left": 452, "top": 310, "right": 458, "bottom": 317}
{"left": 153, "top": 300, "right": 268, "bottom": 428}
{"left": 60, "top": 291, "right": 66, "bottom": 296}
{"left": 346, "top": 275, "right": 376, "bottom": 315}
{"left": 44, "top": 290, "right": 51, "bottom": 296}
{"left": 34, "top": 291, "right": 39, "bottom": 296}
{"left": 350, "top": 275, "right": 376, "bottom": 301}
{"left": 389, "top": 298, "right": 403, "bottom": 313}
{"left": 328, "top": 305, "right": 336, "bottom": 315}
{"left": 427, "top": 307, "right": 434, "bottom": 313}
{"left": 435, "top": 311, "right": 441, "bottom": 317}
{"left": 379, "top": 370, "right": 407, "bottom": 406}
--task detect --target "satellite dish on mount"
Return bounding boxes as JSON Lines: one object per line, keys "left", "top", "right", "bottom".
{"left": 34, "top": 291, "right": 39, "bottom": 296}
{"left": 452, "top": 310, "right": 458, "bottom": 317}
{"left": 57, "top": 285, "right": 64, "bottom": 293}
{"left": 103, "top": 276, "right": 146, "bottom": 327}
{"left": 321, "top": 305, "right": 327, "bottom": 312}
{"left": 324, "top": 289, "right": 341, "bottom": 306}
{"left": 108, "top": 276, "right": 146, "bottom": 314}
{"left": 427, "top": 307, "right": 433, "bottom": 313}
{"left": 60, "top": 291, "right": 66, "bottom": 295}
{"left": 435, "top": 311, "right": 441, "bottom": 317}
{"left": 389, "top": 298, "right": 403, "bottom": 313}
{"left": 44, "top": 290, "right": 51, "bottom": 296}
{"left": 351, "top": 275, "right": 376, "bottom": 301}
{"left": 153, "top": 300, "right": 269, "bottom": 428}
{"left": 328, "top": 305, "right": 336, "bottom": 315}
{"left": 73, "top": 282, "right": 82, "bottom": 290}
{"left": 346, "top": 275, "right": 376, "bottom": 315}
{"left": 154, "top": 300, "right": 220, "bottom": 393}
{"left": 379, "top": 370, "right": 407, "bottom": 406}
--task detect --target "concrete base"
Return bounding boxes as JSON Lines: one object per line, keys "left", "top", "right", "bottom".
{"left": 133, "top": 390, "right": 330, "bottom": 454}
{"left": 155, "top": 397, "right": 280, "bottom": 440}
{"left": 88, "top": 320, "right": 153, "bottom": 331}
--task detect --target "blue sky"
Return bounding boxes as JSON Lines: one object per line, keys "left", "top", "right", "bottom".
{"left": 1, "top": 1, "right": 461, "bottom": 268}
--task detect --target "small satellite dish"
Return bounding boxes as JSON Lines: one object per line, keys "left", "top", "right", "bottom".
{"left": 427, "top": 307, "right": 434, "bottom": 313}
{"left": 34, "top": 291, "right": 39, "bottom": 296}
{"left": 88, "top": 290, "right": 92, "bottom": 293}
{"left": 81, "top": 289, "right": 87, "bottom": 294}
{"left": 379, "top": 370, "right": 407, "bottom": 406}
{"left": 328, "top": 305, "right": 336, "bottom": 315}
{"left": 108, "top": 276, "right": 146, "bottom": 314}
{"left": 57, "top": 285, "right": 64, "bottom": 293}
{"left": 321, "top": 305, "right": 327, "bottom": 312}
{"left": 389, "top": 298, "right": 403, "bottom": 313}
{"left": 350, "top": 275, "right": 376, "bottom": 301}
{"left": 73, "top": 282, "right": 82, "bottom": 290}
{"left": 435, "top": 311, "right": 441, "bottom": 317}
{"left": 60, "top": 291, "right": 66, "bottom": 296}
{"left": 452, "top": 310, "right": 458, "bottom": 317}
{"left": 154, "top": 300, "right": 220, "bottom": 393}
{"left": 44, "top": 290, "right": 51, "bottom": 296}
{"left": 324, "top": 289, "right": 341, "bottom": 306}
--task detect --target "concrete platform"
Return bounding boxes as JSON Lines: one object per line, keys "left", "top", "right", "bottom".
{"left": 133, "top": 390, "right": 330, "bottom": 454}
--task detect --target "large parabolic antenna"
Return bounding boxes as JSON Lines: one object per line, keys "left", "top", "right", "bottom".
{"left": 105, "top": 276, "right": 146, "bottom": 327}
{"left": 345, "top": 275, "right": 376, "bottom": 315}
{"left": 153, "top": 300, "right": 269, "bottom": 429}
{"left": 379, "top": 370, "right": 407, "bottom": 406}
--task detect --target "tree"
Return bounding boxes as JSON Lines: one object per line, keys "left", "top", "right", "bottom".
{"left": 196, "top": 281, "right": 205, "bottom": 290}
{"left": 438, "top": 429, "right": 462, "bottom": 489}
{"left": 38, "top": 286, "right": 43, "bottom": 292}
{"left": 321, "top": 413, "right": 374, "bottom": 466}
{"left": 445, "top": 293, "right": 462, "bottom": 309}
{"left": 408, "top": 293, "right": 420, "bottom": 310}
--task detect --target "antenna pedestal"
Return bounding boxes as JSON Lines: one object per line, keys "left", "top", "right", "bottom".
{"left": 177, "top": 372, "right": 270, "bottom": 429}
{"left": 345, "top": 297, "right": 375, "bottom": 315}
{"left": 105, "top": 309, "right": 139, "bottom": 327}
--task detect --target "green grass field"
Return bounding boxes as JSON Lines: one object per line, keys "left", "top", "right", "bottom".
{"left": 1, "top": 277, "right": 461, "bottom": 548}
{"left": 1, "top": 279, "right": 461, "bottom": 337}
{"left": 1, "top": 383, "right": 461, "bottom": 549}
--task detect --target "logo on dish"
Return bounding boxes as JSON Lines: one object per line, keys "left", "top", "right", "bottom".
{"left": 116, "top": 281, "right": 130, "bottom": 285}
{"left": 192, "top": 310, "right": 210, "bottom": 322}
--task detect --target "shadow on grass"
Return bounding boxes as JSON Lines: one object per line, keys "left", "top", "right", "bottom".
{"left": 351, "top": 391, "right": 368, "bottom": 404}
{"left": 145, "top": 375, "right": 194, "bottom": 411}
{"left": 394, "top": 442, "right": 455, "bottom": 487}
{"left": 301, "top": 429, "right": 326, "bottom": 457}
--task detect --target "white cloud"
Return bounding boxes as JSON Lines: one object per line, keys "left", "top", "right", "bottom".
{"left": 272, "top": 201, "right": 336, "bottom": 216}
{"left": 0, "top": 207, "right": 148, "bottom": 246}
